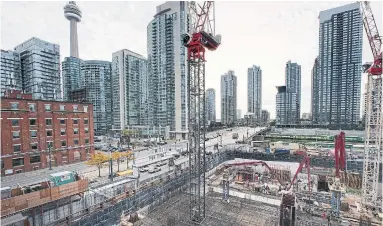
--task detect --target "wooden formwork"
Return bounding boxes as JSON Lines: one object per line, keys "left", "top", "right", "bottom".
{"left": 270, "top": 165, "right": 291, "bottom": 184}
{"left": 1, "top": 179, "right": 89, "bottom": 217}
{"left": 340, "top": 172, "right": 362, "bottom": 189}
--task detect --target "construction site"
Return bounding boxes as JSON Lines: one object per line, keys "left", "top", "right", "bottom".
{"left": 1, "top": 1, "right": 382, "bottom": 226}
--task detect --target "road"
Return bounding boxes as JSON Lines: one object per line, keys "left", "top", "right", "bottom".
{"left": 1, "top": 126, "right": 263, "bottom": 189}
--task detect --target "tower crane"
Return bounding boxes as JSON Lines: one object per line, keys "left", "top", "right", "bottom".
{"left": 360, "top": 1, "right": 383, "bottom": 212}
{"left": 182, "top": 1, "right": 221, "bottom": 222}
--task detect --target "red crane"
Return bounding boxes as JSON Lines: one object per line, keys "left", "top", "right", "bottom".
{"left": 334, "top": 132, "right": 346, "bottom": 177}
{"left": 184, "top": 1, "right": 221, "bottom": 222}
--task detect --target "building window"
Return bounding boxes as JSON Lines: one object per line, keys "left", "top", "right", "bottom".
{"left": 13, "top": 145, "right": 21, "bottom": 153}
{"left": 85, "top": 138, "right": 89, "bottom": 145}
{"left": 46, "top": 118, "right": 52, "bottom": 125}
{"left": 12, "top": 158, "right": 24, "bottom": 167}
{"left": 74, "top": 139, "right": 79, "bottom": 145}
{"left": 12, "top": 131, "right": 20, "bottom": 139}
{"left": 60, "top": 119, "right": 66, "bottom": 125}
{"left": 74, "top": 128, "right": 79, "bottom": 135}
{"left": 60, "top": 105, "right": 65, "bottom": 111}
{"left": 60, "top": 129, "right": 66, "bottom": 136}
{"left": 84, "top": 106, "right": 88, "bottom": 113}
{"left": 61, "top": 140, "right": 67, "bottom": 147}
{"left": 29, "top": 104, "right": 36, "bottom": 112}
{"left": 85, "top": 128, "right": 89, "bottom": 134}
{"left": 11, "top": 102, "right": 19, "bottom": 110}
{"left": 45, "top": 104, "right": 51, "bottom": 111}
{"left": 84, "top": 119, "right": 89, "bottom": 124}
{"left": 46, "top": 130, "right": 53, "bottom": 137}
{"left": 30, "top": 130, "right": 37, "bottom": 138}
{"left": 31, "top": 143, "right": 38, "bottom": 150}
{"left": 11, "top": 119, "right": 19, "bottom": 126}
{"left": 30, "top": 119, "right": 37, "bottom": 126}
{"left": 30, "top": 155, "right": 41, "bottom": 164}
{"left": 47, "top": 141, "right": 53, "bottom": 148}
{"left": 73, "top": 119, "right": 78, "bottom": 125}
{"left": 73, "top": 105, "right": 78, "bottom": 112}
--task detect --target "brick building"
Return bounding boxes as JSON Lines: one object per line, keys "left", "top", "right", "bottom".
{"left": 1, "top": 90, "right": 94, "bottom": 176}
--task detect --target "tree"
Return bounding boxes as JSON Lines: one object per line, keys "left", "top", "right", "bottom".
{"left": 86, "top": 153, "right": 109, "bottom": 177}
{"left": 112, "top": 152, "right": 123, "bottom": 172}
{"left": 122, "top": 151, "right": 134, "bottom": 169}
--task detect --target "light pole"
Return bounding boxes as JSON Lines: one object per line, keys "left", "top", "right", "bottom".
{"left": 48, "top": 142, "right": 52, "bottom": 170}
{"left": 109, "top": 150, "right": 113, "bottom": 182}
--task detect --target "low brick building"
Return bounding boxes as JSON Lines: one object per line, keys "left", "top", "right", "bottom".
{"left": 1, "top": 90, "right": 94, "bottom": 176}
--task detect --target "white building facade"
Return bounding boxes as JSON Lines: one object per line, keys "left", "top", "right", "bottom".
{"left": 147, "top": 1, "right": 190, "bottom": 139}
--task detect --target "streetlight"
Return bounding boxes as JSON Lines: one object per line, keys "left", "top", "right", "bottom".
{"left": 48, "top": 142, "right": 52, "bottom": 170}
{"left": 109, "top": 149, "right": 113, "bottom": 182}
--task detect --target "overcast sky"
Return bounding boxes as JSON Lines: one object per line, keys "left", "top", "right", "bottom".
{"left": 1, "top": 1, "right": 382, "bottom": 119}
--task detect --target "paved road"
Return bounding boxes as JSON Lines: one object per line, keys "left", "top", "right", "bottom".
{"left": 1, "top": 127, "right": 262, "bottom": 189}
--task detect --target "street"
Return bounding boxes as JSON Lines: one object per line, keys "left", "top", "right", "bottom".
{"left": 1, "top": 127, "right": 263, "bottom": 189}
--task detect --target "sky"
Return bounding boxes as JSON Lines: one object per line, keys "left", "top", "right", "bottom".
{"left": 1, "top": 1, "right": 382, "bottom": 119}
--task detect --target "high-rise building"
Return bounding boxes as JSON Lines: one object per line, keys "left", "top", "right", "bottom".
{"left": 276, "top": 86, "right": 297, "bottom": 125}
{"left": 147, "top": 1, "right": 190, "bottom": 139}
{"left": 81, "top": 60, "right": 113, "bottom": 135}
{"left": 0, "top": 50, "right": 22, "bottom": 96}
{"left": 64, "top": 1, "right": 82, "bottom": 58}
{"left": 206, "top": 88, "right": 216, "bottom": 123}
{"left": 261, "top": 110, "right": 270, "bottom": 126}
{"left": 112, "top": 49, "right": 148, "bottom": 130}
{"left": 285, "top": 61, "right": 301, "bottom": 121}
{"left": 236, "top": 109, "right": 242, "bottom": 120}
{"left": 62, "top": 58, "right": 113, "bottom": 135}
{"left": 221, "top": 70, "right": 237, "bottom": 125}
{"left": 302, "top": 113, "right": 312, "bottom": 120}
{"left": 14, "top": 37, "right": 61, "bottom": 100}
{"left": 62, "top": 57, "right": 83, "bottom": 99}
{"left": 317, "top": 3, "right": 363, "bottom": 129}
{"left": 247, "top": 65, "right": 262, "bottom": 122}
{"left": 311, "top": 57, "right": 319, "bottom": 124}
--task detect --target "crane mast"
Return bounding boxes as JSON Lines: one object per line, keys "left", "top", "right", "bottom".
{"left": 183, "top": 1, "right": 220, "bottom": 222}
{"left": 360, "top": 1, "right": 383, "bottom": 211}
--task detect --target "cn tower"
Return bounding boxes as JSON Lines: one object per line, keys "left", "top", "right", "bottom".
{"left": 64, "top": 1, "right": 82, "bottom": 58}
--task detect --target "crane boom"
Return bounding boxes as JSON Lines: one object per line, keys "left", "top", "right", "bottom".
{"left": 360, "top": 1, "right": 383, "bottom": 211}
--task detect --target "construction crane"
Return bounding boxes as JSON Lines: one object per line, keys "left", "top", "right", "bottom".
{"left": 359, "top": 1, "right": 383, "bottom": 212}
{"left": 182, "top": 1, "right": 221, "bottom": 223}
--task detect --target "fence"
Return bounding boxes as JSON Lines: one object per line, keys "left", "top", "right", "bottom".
{"left": 1, "top": 146, "right": 371, "bottom": 226}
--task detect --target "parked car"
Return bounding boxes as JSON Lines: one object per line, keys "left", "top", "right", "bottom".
{"left": 139, "top": 167, "right": 147, "bottom": 173}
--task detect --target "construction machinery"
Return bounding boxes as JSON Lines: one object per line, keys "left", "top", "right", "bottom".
{"left": 328, "top": 132, "right": 347, "bottom": 217}
{"left": 183, "top": 1, "right": 221, "bottom": 223}
{"left": 360, "top": 1, "right": 383, "bottom": 213}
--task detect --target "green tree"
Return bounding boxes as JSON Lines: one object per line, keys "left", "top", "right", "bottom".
{"left": 86, "top": 153, "right": 109, "bottom": 177}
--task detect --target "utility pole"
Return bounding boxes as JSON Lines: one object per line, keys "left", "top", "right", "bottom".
{"left": 48, "top": 142, "right": 52, "bottom": 170}
{"left": 109, "top": 151, "right": 113, "bottom": 182}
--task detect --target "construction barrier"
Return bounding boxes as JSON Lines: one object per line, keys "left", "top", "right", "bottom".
{"left": 1, "top": 179, "right": 88, "bottom": 217}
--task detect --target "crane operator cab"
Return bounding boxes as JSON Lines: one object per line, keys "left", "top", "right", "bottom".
{"left": 181, "top": 32, "right": 221, "bottom": 51}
